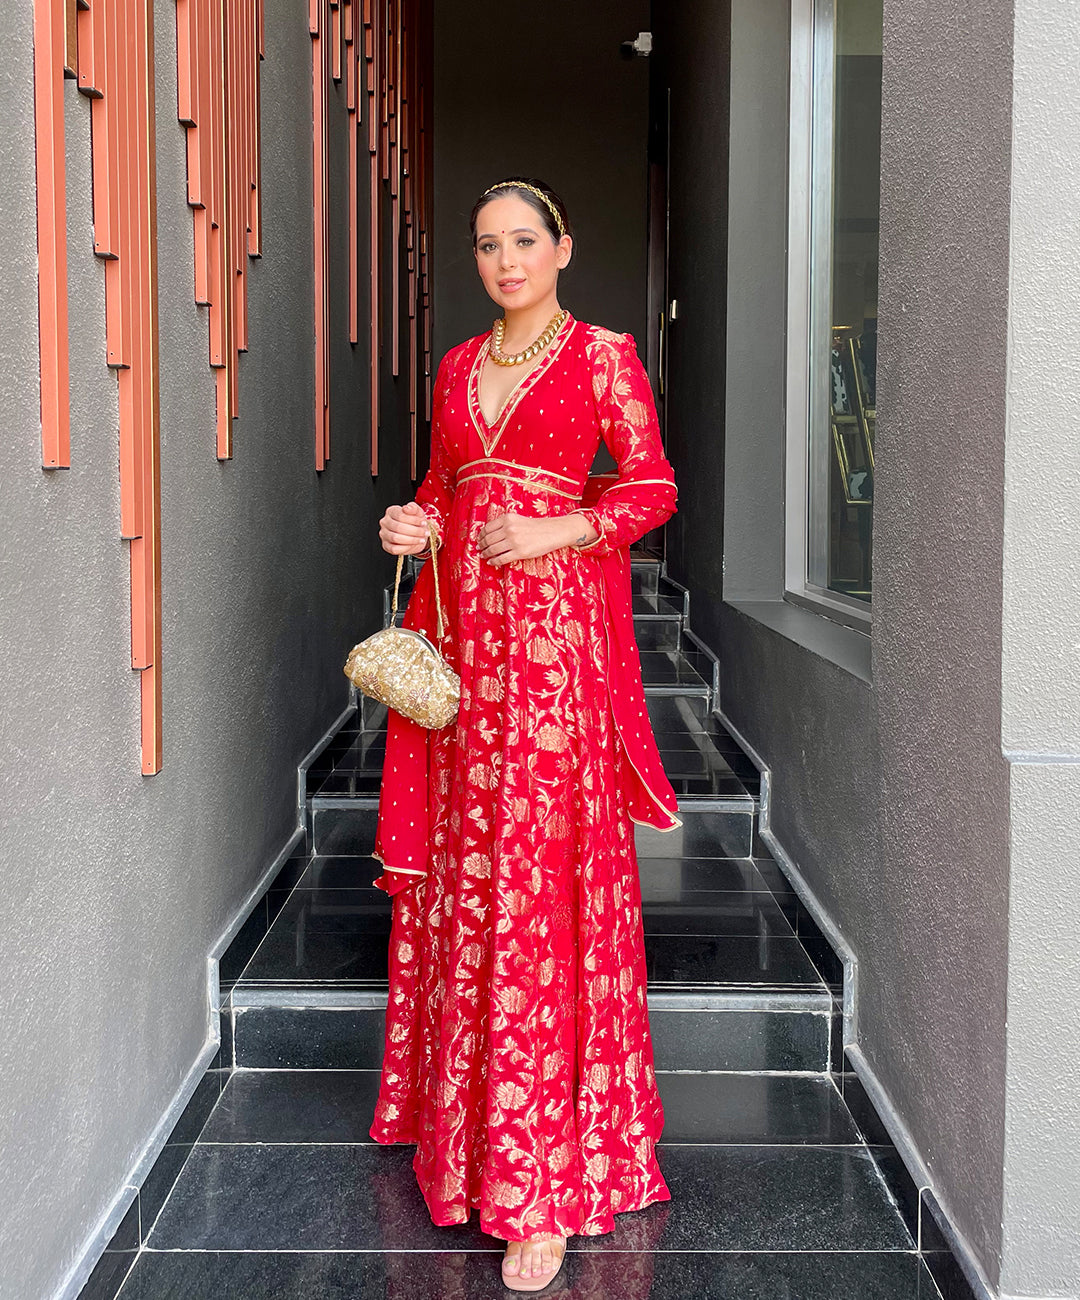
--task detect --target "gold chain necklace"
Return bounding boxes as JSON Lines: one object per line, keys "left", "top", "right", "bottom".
{"left": 488, "top": 309, "right": 568, "bottom": 366}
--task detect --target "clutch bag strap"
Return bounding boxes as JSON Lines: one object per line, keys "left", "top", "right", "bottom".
{"left": 390, "top": 519, "right": 446, "bottom": 640}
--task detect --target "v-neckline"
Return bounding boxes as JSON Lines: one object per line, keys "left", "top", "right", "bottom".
{"left": 468, "top": 313, "right": 575, "bottom": 456}
{"left": 475, "top": 350, "right": 543, "bottom": 429}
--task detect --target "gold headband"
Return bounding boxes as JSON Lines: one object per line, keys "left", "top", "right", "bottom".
{"left": 482, "top": 181, "right": 566, "bottom": 239}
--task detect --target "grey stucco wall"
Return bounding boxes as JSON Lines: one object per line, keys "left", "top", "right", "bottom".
{"left": 870, "top": 3, "right": 1013, "bottom": 1281}
{"left": 660, "top": 0, "right": 1012, "bottom": 1286}
{"left": 0, "top": 3, "right": 399, "bottom": 1297}
{"left": 872, "top": 2, "right": 1013, "bottom": 1282}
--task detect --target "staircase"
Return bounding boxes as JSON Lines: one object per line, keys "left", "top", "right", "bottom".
{"left": 90, "top": 555, "right": 946, "bottom": 1299}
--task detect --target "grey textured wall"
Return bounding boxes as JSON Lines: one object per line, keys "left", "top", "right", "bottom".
{"left": 0, "top": 3, "right": 398, "bottom": 1296}
{"left": 431, "top": 0, "right": 650, "bottom": 374}
{"left": 872, "top": 0, "right": 1012, "bottom": 1278}
{"left": 658, "top": 0, "right": 1011, "bottom": 1285}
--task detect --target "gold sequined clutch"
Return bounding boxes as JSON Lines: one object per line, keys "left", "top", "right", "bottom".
{"left": 343, "top": 520, "right": 460, "bottom": 729}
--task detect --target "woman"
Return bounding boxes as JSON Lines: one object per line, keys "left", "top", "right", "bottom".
{"left": 371, "top": 177, "right": 682, "bottom": 1292}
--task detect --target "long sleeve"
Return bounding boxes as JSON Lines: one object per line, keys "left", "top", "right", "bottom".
{"left": 412, "top": 354, "right": 456, "bottom": 553}
{"left": 573, "top": 330, "right": 678, "bottom": 560}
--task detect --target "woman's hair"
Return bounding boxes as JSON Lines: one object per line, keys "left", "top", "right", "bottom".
{"left": 469, "top": 177, "right": 572, "bottom": 247}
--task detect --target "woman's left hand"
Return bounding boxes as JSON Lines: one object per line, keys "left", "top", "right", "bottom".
{"left": 476, "top": 512, "right": 596, "bottom": 565}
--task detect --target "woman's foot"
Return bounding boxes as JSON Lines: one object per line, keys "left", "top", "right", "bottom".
{"left": 501, "top": 1232, "right": 568, "bottom": 1292}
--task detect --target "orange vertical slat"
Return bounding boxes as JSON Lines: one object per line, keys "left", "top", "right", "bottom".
{"left": 65, "top": 0, "right": 80, "bottom": 75}
{"left": 312, "top": 9, "right": 322, "bottom": 468}
{"left": 409, "top": 293, "right": 418, "bottom": 479}
{"left": 243, "top": 0, "right": 255, "bottom": 331}
{"left": 117, "top": 0, "right": 146, "bottom": 541}
{"left": 346, "top": 0, "right": 358, "bottom": 343}
{"left": 390, "top": 0, "right": 402, "bottom": 376}
{"left": 76, "top": 0, "right": 101, "bottom": 97}
{"left": 226, "top": 0, "right": 241, "bottom": 373}
{"left": 391, "top": 193, "right": 400, "bottom": 379}
{"left": 322, "top": 0, "right": 332, "bottom": 465}
{"left": 207, "top": 0, "right": 225, "bottom": 366}
{"left": 191, "top": 0, "right": 210, "bottom": 303}
{"left": 97, "top": 0, "right": 119, "bottom": 330}
{"left": 102, "top": 0, "right": 120, "bottom": 257}
{"left": 365, "top": 0, "right": 376, "bottom": 150}
{"left": 379, "top": 0, "right": 389, "bottom": 181}
{"left": 370, "top": 155, "right": 380, "bottom": 474}
{"left": 331, "top": 0, "right": 342, "bottom": 83}
{"left": 109, "top": 0, "right": 132, "bottom": 372}
{"left": 344, "top": 0, "right": 355, "bottom": 110}
{"left": 34, "top": 0, "right": 72, "bottom": 468}
{"left": 349, "top": 97, "right": 359, "bottom": 345}
{"left": 207, "top": 0, "right": 231, "bottom": 456}
{"left": 221, "top": 0, "right": 233, "bottom": 402}
{"left": 367, "top": 0, "right": 380, "bottom": 475}
{"left": 250, "top": 5, "right": 263, "bottom": 256}
{"left": 421, "top": 230, "right": 430, "bottom": 419}
{"left": 136, "top": 0, "right": 162, "bottom": 769}
{"left": 227, "top": 0, "right": 240, "bottom": 357}
{"left": 312, "top": 4, "right": 329, "bottom": 469}
{"left": 127, "top": 0, "right": 151, "bottom": 665}
{"left": 176, "top": 0, "right": 195, "bottom": 124}
{"left": 239, "top": 0, "right": 251, "bottom": 348}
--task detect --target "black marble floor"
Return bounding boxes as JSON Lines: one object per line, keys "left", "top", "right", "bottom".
{"left": 90, "top": 558, "right": 945, "bottom": 1300}
{"left": 109, "top": 1041, "right": 941, "bottom": 1298}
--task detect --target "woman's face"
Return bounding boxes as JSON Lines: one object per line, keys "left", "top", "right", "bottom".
{"left": 473, "top": 195, "right": 572, "bottom": 312}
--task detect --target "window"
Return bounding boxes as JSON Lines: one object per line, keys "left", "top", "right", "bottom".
{"left": 786, "top": 0, "right": 881, "bottom": 622}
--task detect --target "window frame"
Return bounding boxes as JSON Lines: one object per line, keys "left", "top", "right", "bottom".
{"left": 784, "top": 0, "right": 874, "bottom": 628}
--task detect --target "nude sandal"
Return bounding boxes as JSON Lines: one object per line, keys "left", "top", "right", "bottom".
{"left": 501, "top": 1234, "right": 568, "bottom": 1293}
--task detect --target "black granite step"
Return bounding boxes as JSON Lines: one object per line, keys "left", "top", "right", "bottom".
{"left": 116, "top": 1244, "right": 939, "bottom": 1299}
{"left": 227, "top": 985, "right": 834, "bottom": 1075}
{"left": 223, "top": 834, "right": 834, "bottom": 1080}
{"left": 141, "top": 1141, "right": 912, "bottom": 1255}
{"left": 227, "top": 883, "right": 825, "bottom": 995}
{"left": 308, "top": 797, "right": 756, "bottom": 858}
{"left": 195, "top": 1069, "right": 861, "bottom": 1148}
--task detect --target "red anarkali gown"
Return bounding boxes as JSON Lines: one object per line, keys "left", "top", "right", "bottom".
{"left": 369, "top": 313, "right": 682, "bottom": 1241}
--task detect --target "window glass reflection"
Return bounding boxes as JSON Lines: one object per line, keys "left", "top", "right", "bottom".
{"left": 811, "top": 0, "right": 881, "bottom": 604}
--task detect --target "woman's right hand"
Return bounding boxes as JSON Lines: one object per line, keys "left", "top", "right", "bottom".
{"left": 379, "top": 501, "right": 434, "bottom": 555}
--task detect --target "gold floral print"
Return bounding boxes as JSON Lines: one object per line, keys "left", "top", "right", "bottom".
{"left": 369, "top": 322, "right": 678, "bottom": 1240}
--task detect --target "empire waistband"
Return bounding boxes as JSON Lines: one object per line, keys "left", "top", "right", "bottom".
{"left": 454, "top": 457, "right": 586, "bottom": 500}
